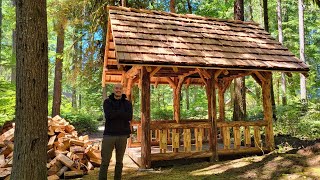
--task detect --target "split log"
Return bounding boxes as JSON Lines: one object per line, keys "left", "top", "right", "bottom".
{"left": 56, "top": 154, "right": 74, "bottom": 169}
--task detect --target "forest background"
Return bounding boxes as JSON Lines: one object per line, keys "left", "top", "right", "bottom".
{"left": 0, "top": 0, "right": 319, "bottom": 139}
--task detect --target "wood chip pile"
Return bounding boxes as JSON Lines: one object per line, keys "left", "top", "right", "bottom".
{"left": 0, "top": 115, "right": 102, "bottom": 180}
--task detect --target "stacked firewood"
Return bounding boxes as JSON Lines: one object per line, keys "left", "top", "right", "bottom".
{"left": 0, "top": 115, "right": 102, "bottom": 180}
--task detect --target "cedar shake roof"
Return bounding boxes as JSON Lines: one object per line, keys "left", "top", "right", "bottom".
{"left": 107, "top": 6, "right": 309, "bottom": 72}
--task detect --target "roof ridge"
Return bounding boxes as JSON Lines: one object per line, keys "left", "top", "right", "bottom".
{"left": 107, "top": 5, "right": 260, "bottom": 26}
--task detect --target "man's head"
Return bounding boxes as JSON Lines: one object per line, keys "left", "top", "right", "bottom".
{"left": 113, "top": 84, "right": 123, "bottom": 98}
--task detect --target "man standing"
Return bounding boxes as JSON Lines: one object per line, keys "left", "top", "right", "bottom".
{"left": 99, "top": 84, "right": 133, "bottom": 180}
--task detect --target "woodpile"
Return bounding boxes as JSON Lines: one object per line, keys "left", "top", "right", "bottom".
{"left": 0, "top": 115, "right": 102, "bottom": 179}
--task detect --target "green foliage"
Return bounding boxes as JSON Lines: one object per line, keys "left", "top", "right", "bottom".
{"left": 274, "top": 100, "right": 320, "bottom": 139}
{"left": 63, "top": 111, "right": 100, "bottom": 134}
{"left": 0, "top": 80, "right": 15, "bottom": 125}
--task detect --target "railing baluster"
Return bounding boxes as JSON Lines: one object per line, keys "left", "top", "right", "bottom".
{"left": 194, "top": 128, "right": 203, "bottom": 151}
{"left": 160, "top": 129, "right": 167, "bottom": 153}
{"left": 234, "top": 126, "right": 241, "bottom": 149}
{"left": 172, "top": 129, "right": 179, "bottom": 152}
{"left": 254, "top": 126, "right": 261, "bottom": 148}
{"left": 183, "top": 129, "right": 191, "bottom": 152}
{"left": 223, "top": 127, "right": 230, "bottom": 149}
{"left": 137, "top": 124, "right": 141, "bottom": 142}
{"left": 244, "top": 126, "right": 251, "bottom": 147}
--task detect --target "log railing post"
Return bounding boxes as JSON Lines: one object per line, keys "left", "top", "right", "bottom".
{"left": 141, "top": 67, "right": 151, "bottom": 168}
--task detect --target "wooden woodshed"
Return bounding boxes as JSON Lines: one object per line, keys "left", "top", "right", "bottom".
{"left": 102, "top": 6, "right": 309, "bottom": 168}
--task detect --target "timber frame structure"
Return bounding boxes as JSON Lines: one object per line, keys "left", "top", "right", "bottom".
{"left": 102, "top": 6, "right": 309, "bottom": 168}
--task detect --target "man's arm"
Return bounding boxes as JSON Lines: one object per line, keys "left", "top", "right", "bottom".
{"left": 103, "top": 99, "right": 112, "bottom": 120}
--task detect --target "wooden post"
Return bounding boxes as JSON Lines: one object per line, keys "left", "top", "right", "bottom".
{"left": 126, "top": 78, "right": 134, "bottom": 101}
{"left": 261, "top": 72, "right": 274, "bottom": 150}
{"left": 141, "top": 67, "right": 151, "bottom": 168}
{"left": 218, "top": 88, "right": 225, "bottom": 122}
{"left": 173, "top": 77, "right": 186, "bottom": 123}
{"left": 207, "top": 70, "right": 218, "bottom": 161}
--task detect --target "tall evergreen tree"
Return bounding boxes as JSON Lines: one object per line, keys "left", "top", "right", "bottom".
{"left": 12, "top": 0, "right": 48, "bottom": 179}
{"left": 233, "top": 0, "right": 246, "bottom": 121}
{"left": 299, "top": 0, "right": 307, "bottom": 103}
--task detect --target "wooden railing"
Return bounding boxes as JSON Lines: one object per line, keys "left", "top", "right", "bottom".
{"left": 129, "top": 120, "right": 269, "bottom": 155}
{"left": 217, "top": 120, "right": 268, "bottom": 153}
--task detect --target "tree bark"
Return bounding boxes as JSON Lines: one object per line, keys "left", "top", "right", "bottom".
{"left": 248, "top": 0, "right": 254, "bottom": 21}
{"left": 234, "top": 0, "right": 244, "bottom": 21}
{"left": 263, "top": 0, "right": 276, "bottom": 119}
{"left": 263, "top": 0, "right": 269, "bottom": 31}
{"left": 233, "top": 78, "right": 246, "bottom": 121}
{"left": 11, "top": 29, "right": 16, "bottom": 84}
{"left": 121, "top": 0, "right": 127, "bottom": 7}
{"left": 71, "top": 31, "right": 78, "bottom": 109}
{"left": 52, "top": 22, "right": 65, "bottom": 117}
{"left": 233, "top": 0, "right": 246, "bottom": 121}
{"left": 186, "top": 87, "right": 190, "bottom": 110}
{"left": 12, "top": 0, "right": 48, "bottom": 179}
{"left": 170, "top": 0, "right": 175, "bottom": 13}
{"left": 277, "top": 0, "right": 287, "bottom": 105}
{"left": 0, "top": 0, "right": 2, "bottom": 62}
{"left": 298, "top": 0, "right": 307, "bottom": 103}
{"left": 187, "top": 0, "right": 192, "bottom": 14}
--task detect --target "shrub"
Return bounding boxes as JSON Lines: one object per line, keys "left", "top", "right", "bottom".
{"left": 62, "top": 111, "right": 100, "bottom": 134}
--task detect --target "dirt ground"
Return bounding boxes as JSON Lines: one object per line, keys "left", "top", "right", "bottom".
{"left": 83, "top": 128, "right": 320, "bottom": 180}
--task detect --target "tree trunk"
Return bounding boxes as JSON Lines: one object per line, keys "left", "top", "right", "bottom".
{"left": 234, "top": 0, "right": 244, "bottom": 21}
{"left": 263, "top": 0, "right": 269, "bottom": 31}
{"left": 233, "top": 78, "right": 246, "bottom": 121}
{"left": 52, "top": 22, "right": 65, "bottom": 117}
{"left": 186, "top": 87, "right": 190, "bottom": 110}
{"left": 277, "top": 0, "right": 287, "bottom": 105}
{"left": 11, "top": 29, "right": 16, "bottom": 84}
{"left": 71, "top": 31, "right": 78, "bottom": 109}
{"left": 233, "top": 0, "right": 246, "bottom": 121}
{"left": 249, "top": 0, "right": 254, "bottom": 21}
{"left": 187, "top": 0, "right": 192, "bottom": 14}
{"left": 170, "top": 0, "right": 175, "bottom": 13}
{"left": 121, "top": 0, "right": 127, "bottom": 7}
{"left": 263, "top": 0, "right": 276, "bottom": 119}
{"left": 0, "top": 0, "right": 2, "bottom": 62}
{"left": 12, "top": 0, "right": 48, "bottom": 179}
{"left": 298, "top": 0, "right": 307, "bottom": 103}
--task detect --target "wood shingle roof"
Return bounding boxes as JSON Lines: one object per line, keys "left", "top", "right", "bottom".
{"left": 107, "top": 6, "right": 309, "bottom": 72}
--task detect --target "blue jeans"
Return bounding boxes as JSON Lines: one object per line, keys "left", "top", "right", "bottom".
{"left": 98, "top": 135, "right": 128, "bottom": 180}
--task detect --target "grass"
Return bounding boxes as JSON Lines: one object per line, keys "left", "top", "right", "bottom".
{"left": 81, "top": 145, "right": 320, "bottom": 180}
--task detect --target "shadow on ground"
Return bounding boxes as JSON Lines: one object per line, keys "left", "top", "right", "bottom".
{"left": 82, "top": 135, "right": 320, "bottom": 180}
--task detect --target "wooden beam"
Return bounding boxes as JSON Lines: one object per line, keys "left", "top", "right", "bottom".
{"left": 140, "top": 67, "right": 151, "bottom": 169}
{"left": 172, "top": 67, "right": 178, "bottom": 73}
{"left": 173, "top": 76, "right": 187, "bottom": 123}
{"left": 146, "top": 66, "right": 153, "bottom": 72}
{"left": 165, "top": 77, "right": 176, "bottom": 89}
{"left": 223, "top": 70, "right": 229, "bottom": 75}
{"left": 185, "top": 78, "right": 191, "bottom": 88}
{"left": 154, "top": 77, "right": 159, "bottom": 88}
{"left": 214, "top": 69, "right": 223, "bottom": 80}
{"left": 253, "top": 71, "right": 266, "bottom": 82}
{"left": 251, "top": 73, "right": 262, "bottom": 86}
{"left": 197, "top": 70, "right": 208, "bottom": 86}
{"left": 126, "top": 78, "right": 134, "bottom": 101}
{"left": 196, "top": 68, "right": 211, "bottom": 79}
{"left": 125, "top": 66, "right": 140, "bottom": 78}
{"left": 102, "top": 19, "right": 112, "bottom": 87}
{"left": 261, "top": 72, "right": 274, "bottom": 151}
{"left": 150, "top": 67, "right": 161, "bottom": 77}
